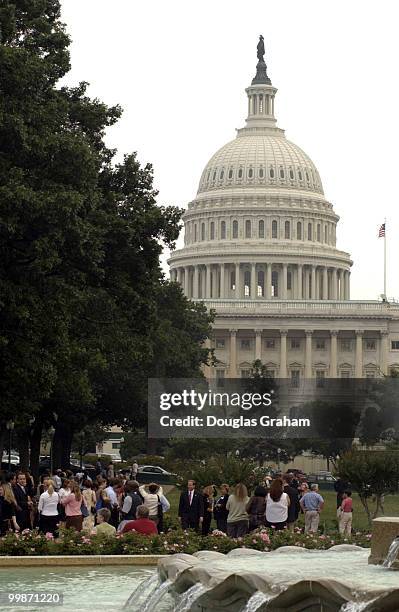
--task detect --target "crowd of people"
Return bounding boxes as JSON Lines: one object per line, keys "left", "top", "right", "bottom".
{"left": 0, "top": 464, "right": 353, "bottom": 539}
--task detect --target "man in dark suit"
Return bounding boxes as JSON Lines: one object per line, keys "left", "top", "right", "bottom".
{"left": 12, "top": 472, "right": 32, "bottom": 530}
{"left": 178, "top": 479, "right": 204, "bottom": 530}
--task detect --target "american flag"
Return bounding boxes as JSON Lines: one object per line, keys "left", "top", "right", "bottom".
{"left": 378, "top": 223, "right": 385, "bottom": 238}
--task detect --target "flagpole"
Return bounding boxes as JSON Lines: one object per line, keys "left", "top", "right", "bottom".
{"left": 384, "top": 217, "right": 387, "bottom": 299}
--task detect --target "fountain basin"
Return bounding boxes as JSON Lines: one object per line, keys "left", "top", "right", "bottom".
{"left": 369, "top": 517, "right": 399, "bottom": 569}
{"left": 155, "top": 546, "right": 399, "bottom": 611}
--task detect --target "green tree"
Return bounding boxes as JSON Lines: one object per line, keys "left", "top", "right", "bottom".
{"left": 0, "top": 1, "right": 213, "bottom": 474}
{"left": 337, "top": 450, "right": 399, "bottom": 526}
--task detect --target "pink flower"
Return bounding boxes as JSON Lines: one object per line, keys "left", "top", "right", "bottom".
{"left": 45, "top": 533, "right": 54, "bottom": 540}
{"left": 260, "top": 533, "right": 270, "bottom": 543}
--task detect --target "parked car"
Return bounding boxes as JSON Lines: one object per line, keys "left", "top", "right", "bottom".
{"left": 1, "top": 453, "right": 20, "bottom": 466}
{"left": 136, "top": 465, "right": 177, "bottom": 484}
{"left": 307, "top": 473, "right": 337, "bottom": 490}
{"left": 38, "top": 457, "right": 95, "bottom": 477}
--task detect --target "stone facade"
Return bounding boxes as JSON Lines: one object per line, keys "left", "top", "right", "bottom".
{"left": 168, "top": 46, "right": 399, "bottom": 381}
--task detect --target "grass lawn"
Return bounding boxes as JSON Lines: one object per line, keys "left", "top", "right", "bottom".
{"left": 164, "top": 487, "right": 399, "bottom": 533}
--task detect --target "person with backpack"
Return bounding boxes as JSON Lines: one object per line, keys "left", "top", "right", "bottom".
{"left": 139, "top": 482, "right": 170, "bottom": 532}
{"left": 117, "top": 480, "right": 144, "bottom": 532}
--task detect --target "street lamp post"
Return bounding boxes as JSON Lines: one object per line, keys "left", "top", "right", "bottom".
{"left": 6, "top": 420, "right": 14, "bottom": 472}
{"left": 277, "top": 447, "right": 281, "bottom": 472}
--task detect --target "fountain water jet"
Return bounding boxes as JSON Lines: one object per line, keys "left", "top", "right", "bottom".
{"left": 382, "top": 536, "right": 399, "bottom": 569}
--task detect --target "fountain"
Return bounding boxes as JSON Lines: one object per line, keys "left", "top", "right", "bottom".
{"left": 124, "top": 522, "right": 399, "bottom": 611}
{"left": 369, "top": 517, "right": 399, "bottom": 569}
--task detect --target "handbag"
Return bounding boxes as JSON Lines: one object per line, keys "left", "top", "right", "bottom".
{"left": 157, "top": 495, "right": 164, "bottom": 533}
{"left": 80, "top": 500, "right": 89, "bottom": 518}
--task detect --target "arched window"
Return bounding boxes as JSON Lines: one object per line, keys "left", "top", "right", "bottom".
{"left": 207, "top": 170, "right": 211, "bottom": 181}
{"left": 248, "top": 168, "right": 253, "bottom": 178}
{"left": 289, "top": 169, "right": 294, "bottom": 179}
{"left": 272, "top": 220, "right": 278, "bottom": 238}
{"left": 298, "top": 169, "right": 303, "bottom": 181}
{"left": 210, "top": 222, "right": 215, "bottom": 240}
{"left": 324, "top": 225, "right": 328, "bottom": 243}
{"left": 259, "top": 220, "right": 265, "bottom": 238}
{"left": 297, "top": 221, "right": 302, "bottom": 240}
{"left": 201, "top": 223, "right": 205, "bottom": 241}
{"left": 285, "top": 221, "right": 290, "bottom": 239}
{"left": 221, "top": 220, "right": 226, "bottom": 239}
{"left": 280, "top": 168, "right": 285, "bottom": 179}
{"left": 228, "top": 168, "right": 233, "bottom": 179}
{"left": 238, "top": 168, "right": 243, "bottom": 179}
{"left": 306, "top": 171, "right": 310, "bottom": 182}
{"left": 307, "top": 223, "right": 312, "bottom": 241}
{"left": 259, "top": 168, "right": 264, "bottom": 178}
{"left": 194, "top": 224, "right": 197, "bottom": 242}
{"left": 270, "top": 167, "right": 275, "bottom": 178}
{"left": 245, "top": 220, "right": 251, "bottom": 238}
{"left": 317, "top": 223, "right": 321, "bottom": 242}
{"left": 212, "top": 170, "right": 217, "bottom": 181}
{"left": 232, "top": 220, "right": 238, "bottom": 239}
{"left": 220, "top": 170, "right": 224, "bottom": 180}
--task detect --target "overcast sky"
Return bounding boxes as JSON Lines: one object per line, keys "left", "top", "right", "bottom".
{"left": 61, "top": 0, "right": 399, "bottom": 301}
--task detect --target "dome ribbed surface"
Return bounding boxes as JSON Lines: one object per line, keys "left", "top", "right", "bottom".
{"left": 197, "top": 134, "right": 324, "bottom": 196}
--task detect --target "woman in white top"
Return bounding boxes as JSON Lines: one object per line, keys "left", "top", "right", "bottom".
{"left": 265, "top": 478, "right": 290, "bottom": 530}
{"left": 38, "top": 481, "right": 59, "bottom": 536}
{"left": 139, "top": 483, "right": 170, "bottom": 527}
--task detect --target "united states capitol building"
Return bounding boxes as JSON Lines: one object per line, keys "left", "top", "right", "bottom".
{"left": 168, "top": 38, "right": 399, "bottom": 383}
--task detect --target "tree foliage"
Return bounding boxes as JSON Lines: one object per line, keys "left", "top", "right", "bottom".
{"left": 337, "top": 450, "right": 399, "bottom": 525}
{"left": 0, "top": 1, "right": 213, "bottom": 472}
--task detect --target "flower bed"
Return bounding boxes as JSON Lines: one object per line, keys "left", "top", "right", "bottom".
{"left": 0, "top": 528, "right": 372, "bottom": 557}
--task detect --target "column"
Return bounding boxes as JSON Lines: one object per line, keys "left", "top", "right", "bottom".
{"left": 184, "top": 266, "right": 190, "bottom": 297}
{"left": 255, "top": 330, "right": 262, "bottom": 361}
{"left": 178, "top": 267, "right": 183, "bottom": 286}
{"left": 331, "top": 268, "right": 338, "bottom": 300}
{"left": 282, "top": 264, "right": 288, "bottom": 299}
{"left": 229, "top": 329, "right": 237, "bottom": 377}
{"left": 279, "top": 330, "right": 287, "bottom": 378}
{"left": 304, "top": 267, "right": 310, "bottom": 299}
{"left": 251, "top": 263, "right": 257, "bottom": 299}
{"left": 220, "top": 263, "right": 225, "bottom": 299}
{"left": 330, "top": 330, "right": 338, "bottom": 378}
{"left": 305, "top": 330, "right": 313, "bottom": 378}
{"left": 201, "top": 266, "right": 206, "bottom": 298}
{"left": 339, "top": 269, "right": 345, "bottom": 300}
{"left": 206, "top": 264, "right": 211, "bottom": 298}
{"left": 266, "top": 264, "right": 272, "bottom": 299}
{"left": 380, "top": 330, "right": 388, "bottom": 376}
{"left": 355, "top": 330, "right": 363, "bottom": 378}
{"left": 297, "top": 264, "right": 303, "bottom": 299}
{"left": 345, "top": 271, "right": 350, "bottom": 300}
{"left": 235, "top": 263, "right": 240, "bottom": 298}
{"left": 315, "top": 268, "right": 320, "bottom": 300}
{"left": 311, "top": 266, "right": 316, "bottom": 299}
{"left": 323, "top": 267, "right": 328, "bottom": 300}
{"left": 193, "top": 266, "right": 199, "bottom": 299}
{"left": 211, "top": 265, "right": 218, "bottom": 298}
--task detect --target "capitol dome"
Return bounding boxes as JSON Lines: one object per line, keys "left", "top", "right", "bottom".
{"left": 197, "top": 134, "right": 324, "bottom": 197}
{"left": 168, "top": 40, "right": 352, "bottom": 303}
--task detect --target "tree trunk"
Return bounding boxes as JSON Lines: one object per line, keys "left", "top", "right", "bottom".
{"left": 17, "top": 432, "right": 30, "bottom": 471}
{"left": 52, "top": 422, "right": 73, "bottom": 470}
{"left": 30, "top": 420, "right": 43, "bottom": 482}
{"left": 0, "top": 428, "right": 6, "bottom": 462}
{"left": 359, "top": 494, "right": 372, "bottom": 527}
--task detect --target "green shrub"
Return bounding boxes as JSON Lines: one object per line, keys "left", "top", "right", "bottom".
{"left": 0, "top": 527, "right": 372, "bottom": 557}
